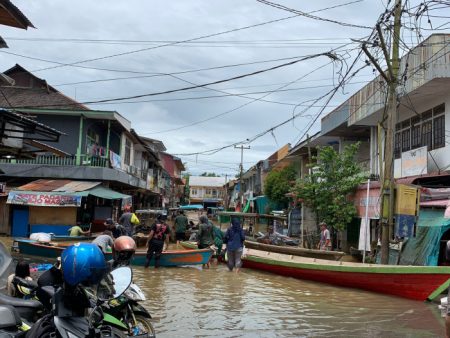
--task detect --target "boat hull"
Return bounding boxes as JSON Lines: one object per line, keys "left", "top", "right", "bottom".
{"left": 242, "top": 250, "right": 450, "bottom": 301}
{"left": 17, "top": 239, "right": 212, "bottom": 267}
{"left": 244, "top": 240, "right": 345, "bottom": 260}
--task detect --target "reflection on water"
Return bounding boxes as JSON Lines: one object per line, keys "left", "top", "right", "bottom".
{"left": 1, "top": 234, "right": 443, "bottom": 338}
{"left": 134, "top": 265, "right": 444, "bottom": 338}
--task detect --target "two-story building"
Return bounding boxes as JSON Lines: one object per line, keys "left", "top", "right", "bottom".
{"left": 282, "top": 34, "right": 450, "bottom": 257}
{"left": 0, "top": 64, "right": 176, "bottom": 235}
{"left": 188, "top": 176, "right": 226, "bottom": 208}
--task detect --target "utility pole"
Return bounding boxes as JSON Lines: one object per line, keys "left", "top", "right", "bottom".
{"left": 362, "top": 0, "right": 401, "bottom": 264}
{"left": 235, "top": 144, "right": 250, "bottom": 208}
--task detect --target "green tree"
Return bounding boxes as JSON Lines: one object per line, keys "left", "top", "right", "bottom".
{"left": 292, "top": 143, "right": 364, "bottom": 231}
{"left": 200, "top": 172, "right": 220, "bottom": 177}
{"left": 264, "top": 165, "right": 297, "bottom": 206}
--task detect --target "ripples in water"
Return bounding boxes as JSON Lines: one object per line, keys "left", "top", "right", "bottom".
{"left": 133, "top": 264, "right": 444, "bottom": 338}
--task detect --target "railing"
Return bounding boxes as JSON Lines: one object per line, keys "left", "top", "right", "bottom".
{"left": 80, "top": 155, "right": 109, "bottom": 167}
{"left": 0, "top": 154, "right": 109, "bottom": 168}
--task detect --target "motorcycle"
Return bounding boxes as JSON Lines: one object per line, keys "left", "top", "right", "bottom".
{"left": 0, "top": 304, "right": 32, "bottom": 337}
{"left": 105, "top": 282, "right": 155, "bottom": 337}
{"left": 28, "top": 266, "right": 134, "bottom": 338}
{"left": 12, "top": 263, "right": 155, "bottom": 337}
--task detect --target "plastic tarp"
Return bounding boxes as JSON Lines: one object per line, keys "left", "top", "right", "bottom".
{"left": 398, "top": 209, "right": 450, "bottom": 266}
{"left": 180, "top": 204, "right": 203, "bottom": 210}
{"left": 255, "top": 196, "right": 269, "bottom": 214}
{"left": 86, "top": 186, "right": 130, "bottom": 200}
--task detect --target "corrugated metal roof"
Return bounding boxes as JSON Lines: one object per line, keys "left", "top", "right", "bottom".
{"left": 18, "top": 179, "right": 71, "bottom": 192}
{"left": 53, "top": 181, "right": 101, "bottom": 192}
{"left": 0, "top": 109, "right": 65, "bottom": 136}
{"left": 17, "top": 179, "right": 101, "bottom": 192}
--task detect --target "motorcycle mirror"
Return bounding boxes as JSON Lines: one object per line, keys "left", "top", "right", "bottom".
{"left": 97, "top": 266, "right": 132, "bottom": 301}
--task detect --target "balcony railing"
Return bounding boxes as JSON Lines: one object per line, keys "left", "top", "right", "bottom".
{"left": 0, "top": 154, "right": 109, "bottom": 168}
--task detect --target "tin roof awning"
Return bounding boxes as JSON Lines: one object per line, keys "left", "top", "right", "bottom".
{"left": 0, "top": 109, "right": 64, "bottom": 143}
{"left": 23, "top": 140, "right": 71, "bottom": 157}
{"left": 7, "top": 179, "right": 131, "bottom": 207}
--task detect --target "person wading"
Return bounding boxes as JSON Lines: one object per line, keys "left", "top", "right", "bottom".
{"left": 145, "top": 215, "right": 170, "bottom": 268}
{"left": 174, "top": 210, "right": 188, "bottom": 245}
{"left": 197, "top": 215, "right": 215, "bottom": 268}
{"left": 224, "top": 218, "right": 245, "bottom": 273}
{"left": 317, "top": 222, "right": 332, "bottom": 251}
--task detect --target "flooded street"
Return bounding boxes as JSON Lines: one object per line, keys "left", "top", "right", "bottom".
{"left": 2, "top": 234, "right": 444, "bottom": 338}
{"left": 133, "top": 264, "right": 444, "bottom": 337}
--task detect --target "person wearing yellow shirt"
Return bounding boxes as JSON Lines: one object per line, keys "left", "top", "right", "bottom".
{"left": 68, "top": 223, "right": 90, "bottom": 237}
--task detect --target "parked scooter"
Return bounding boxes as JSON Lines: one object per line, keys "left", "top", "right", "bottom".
{"left": 105, "top": 236, "right": 155, "bottom": 337}
{"left": 0, "top": 291, "right": 44, "bottom": 323}
{"left": 0, "top": 304, "right": 32, "bottom": 337}
{"left": 27, "top": 264, "right": 133, "bottom": 337}
{"left": 104, "top": 282, "right": 155, "bottom": 337}
{"left": 52, "top": 266, "right": 133, "bottom": 338}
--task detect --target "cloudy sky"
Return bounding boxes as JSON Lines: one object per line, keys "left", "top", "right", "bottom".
{"left": 0, "top": 0, "right": 444, "bottom": 176}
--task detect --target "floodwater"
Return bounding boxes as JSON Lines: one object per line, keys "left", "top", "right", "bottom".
{"left": 3, "top": 235, "right": 445, "bottom": 338}
{"left": 133, "top": 264, "right": 444, "bottom": 338}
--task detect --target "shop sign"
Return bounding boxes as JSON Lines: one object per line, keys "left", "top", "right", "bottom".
{"left": 7, "top": 192, "right": 81, "bottom": 207}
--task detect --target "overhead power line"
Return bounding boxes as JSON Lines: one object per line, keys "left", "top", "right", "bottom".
{"left": 23, "top": 0, "right": 366, "bottom": 74}
{"left": 15, "top": 52, "right": 336, "bottom": 108}
{"left": 256, "top": 0, "right": 371, "bottom": 29}
{"left": 141, "top": 60, "right": 335, "bottom": 135}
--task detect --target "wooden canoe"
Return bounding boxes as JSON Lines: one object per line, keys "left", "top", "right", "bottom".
{"left": 181, "top": 240, "right": 345, "bottom": 261}
{"left": 244, "top": 241, "right": 345, "bottom": 261}
{"left": 242, "top": 248, "right": 450, "bottom": 301}
{"left": 16, "top": 239, "right": 213, "bottom": 267}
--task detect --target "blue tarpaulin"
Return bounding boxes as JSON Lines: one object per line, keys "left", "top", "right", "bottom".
{"left": 399, "top": 209, "right": 450, "bottom": 266}
{"left": 180, "top": 204, "right": 203, "bottom": 210}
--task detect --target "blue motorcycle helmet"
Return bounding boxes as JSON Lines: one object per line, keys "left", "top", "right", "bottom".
{"left": 61, "top": 243, "right": 107, "bottom": 286}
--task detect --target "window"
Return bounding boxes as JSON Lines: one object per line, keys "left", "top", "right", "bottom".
{"left": 433, "top": 115, "right": 445, "bottom": 149}
{"left": 393, "top": 103, "right": 445, "bottom": 156}
{"left": 421, "top": 120, "right": 432, "bottom": 150}
{"left": 394, "top": 133, "right": 401, "bottom": 159}
{"left": 191, "top": 189, "right": 197, "bottom": 196}
{"left": 411, "top": 123, "right": 421, "bottom": 149}
{"left": 124, "top": 139, "right": 131, "bottom": 165}
{"left": 401, "top": 129, "right": 410, "bottom": 152}
{"left": 86, "top": 128, "right": 100, "bottom": 155}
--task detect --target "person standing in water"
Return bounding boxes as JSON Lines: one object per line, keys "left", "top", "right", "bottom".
{"left": 224, "top": 218, "right": 245, "bottom": 273}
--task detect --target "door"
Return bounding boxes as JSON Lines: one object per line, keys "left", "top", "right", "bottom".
{"left": 12, "top": 207, "right": 29, "bottom": 237}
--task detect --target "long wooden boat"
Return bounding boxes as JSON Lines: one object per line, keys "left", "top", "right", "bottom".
{"left": 242, "top": 248, "right": 450, "bottom": 301}
{"left": 16, "top": 239, "right": 213, "bottom": 267}
{"left": 244, "top": 241, "right": 345, "bottom": 261}
{"left": 180, "top": 240, "right": 345, "bottom": 261}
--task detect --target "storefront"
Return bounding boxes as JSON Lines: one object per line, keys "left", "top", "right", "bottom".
{"left": 7, "top": 180, "right": 131, "bottom": 237}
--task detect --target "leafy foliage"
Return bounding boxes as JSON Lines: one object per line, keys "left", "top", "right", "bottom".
{"left": 200, "top": 172, "right": 220, "bottom": 177}
{"left": 264, "top": 165, "right": 297, "bottom": 206}
{"left": 292, "top": 143, "right": 364, "bottom": 231}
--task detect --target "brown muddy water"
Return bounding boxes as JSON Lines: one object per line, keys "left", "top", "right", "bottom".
{"left": 3, "top": 237, "right": 445, "bottom": 338}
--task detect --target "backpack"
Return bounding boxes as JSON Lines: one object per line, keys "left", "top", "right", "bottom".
{"left": 154, "top": 223, "right": 167, "bottom": 240}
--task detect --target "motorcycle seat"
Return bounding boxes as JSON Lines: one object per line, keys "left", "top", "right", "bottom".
{"left": 0, "top": 305, "right": 21, "bottom": 328}
{"left": 0, "top": 292, "right": 42, "bottom": 309}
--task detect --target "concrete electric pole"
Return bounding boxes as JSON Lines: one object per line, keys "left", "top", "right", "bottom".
{"left": 235, "top": 144, "right": 250, "bottom": 208}
{"left": 362, "top": 0, "right": 402, "bottom": 264}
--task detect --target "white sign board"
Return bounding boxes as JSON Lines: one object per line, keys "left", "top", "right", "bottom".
{"left": 401, "top": 146, "right": 427, "bottom": 177}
